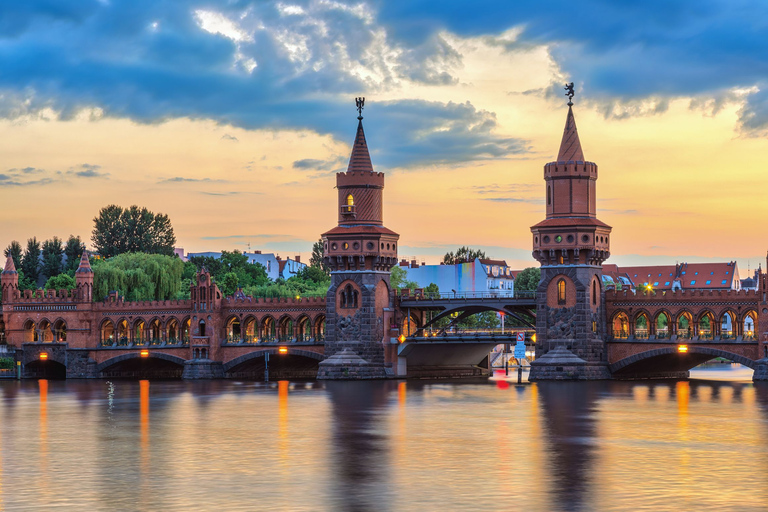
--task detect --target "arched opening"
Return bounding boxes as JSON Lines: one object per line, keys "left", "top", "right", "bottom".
{"left": 720, "top": 311, "right": 735, "bottom": 339}
{"left": 38, "top": 319, "right": 54, "bottom": 343}
{"left": 278, "top": 317, "right": 294, "bottom": 343}
{"left": 101, "top": 320, "right": 115, "bottom": 346}
{"left": 243, "top": 316, "right": 257, "bottom": 343}
{"left": 743, "top": 311, "right": 757, "bottom": 340}
{"left": 313, "top": 315, "right": 326, "bottom": 341}
{"left": 25, "top": 361, "right": 67, "bottom": 379}
{"left": 557, "top": 279, "right": 566, "bottom": 305}
{"left": 117, "top": 319, "right": 129, "bottom": 345}
{"left": 592, "top": 280, "right": 597, "bottom": 306}
{"left": 167, "top": 318, "right": 180, "bottom": 344}
{"left": 134, "top": 319, "right": 146, "bottom": 345}
{"left": 182, "top": 318, "right": 191, "bottom": 344}
{"left": 655, "top": 312, "right": 670, "bottom": 339}
{"left": 698, "top": 311, "right": 714, "bottom": 340}
{"left": 296, "top": 316, "right": 311, "bottom": 342}
{"left": 340, "top": 284, "right": 359, "bottom": 309}
{"left": 149, "top": 319, "right": 162, "bottom": 345}
{"left": 261, "top": 317, "right": 276, "bottom": 343}
{"left": 23, "top": 320, "right": 36, "bottom": 343}
{"left": 611, "top": 346, "right": 756, "bottom": 379}
{"left": 198, "top": 320, "right": 206, "bottom": 337}
{"left": 547, "top": 186, "right": 551, "bottom": 205}
{"left": 634, "top": 313, "right": 649, "bottom": 339}
{"left": 611, "top": 312, "right": 629, "bottom": 339}
{"left": 0, "top": 319, "right": 5, "bottom": 344}
{"left": 99, "top": 355, "right": 185, "bottom": 379}
{"left": 676, "top": 312, "right": 693, "bottom": 339}
{"left": 226, "top": 316, "right": 242, "bottom": 344}
{"left": 224, "top": 350, "right": 322, "bottom": 380}
{"left": 53, "top": 319, "right": 67, "bottom": 342}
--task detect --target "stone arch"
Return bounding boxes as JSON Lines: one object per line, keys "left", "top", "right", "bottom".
{"left": 52, "top": 318, "right": 67, "bottom": 342}
{"left": 181, "top": 317, "right": 191, "bottom": 344}
{"left": 610, "top": 311, "right": 629, "bottom": 339}
{"left": 133, "top": 318, "right": 147, "bottom": 345}
{"left": 100, "top": 318, "right": 115, "bottom": 346}
{"left": 654, "top": 310, "right": 672, "bottom": 339}
{"left": 261, "top": 316, "right": 276, "bottom": 342}
{"left": 166, "top": 317, "right": 180, "bottom": 343}
{"left": 313, "top": 314, "right": 326, "bottom": 341}
{"left": 547, "top": 274, "right": 576, "bottom": 308}
{"left": 696, "top": 309, "right": 716, "bottom": 339}
{"left": 278, "top": 315, "right": 294, "bottom": 342}
{"left": 675, "top": 310, "right": 694, "bottom": 339}
{"left": 37, "top": 318, "right": 54, "bottom": 343}
{"left": 295, "top": 315, "right": 311, "bottom": 342}
{"left": 222, "top": 348, "right": 324, "bottom": 373}
{"left": 610, "top": 346, "right": 757, "bottom": 377}
{"left": 337, "top": 279, "right": 360, "bottom": 310}
{"left": 242, "top": 315, "right": 257, "bottom": 343}
{"left": 23, "top": 319, "right": 36, "bottom": 343}
{"left": 633, "top": 310, "right": 651, "bottom": 339}
{"left": 115, "top": 318, "right": 130, "bottom": 345}
{"left": 742, "top": 309, "right": 758, "bottom": 339}
{"left": 225, "top": 315, "right": 241, "bottom": 343}
{"left": 718, "top": 309, "right": 737, "bottom": 339}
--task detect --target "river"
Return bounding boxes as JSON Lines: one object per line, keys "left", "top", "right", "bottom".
{"left": 0, "top": 364, "right": 765, "bottom": 511}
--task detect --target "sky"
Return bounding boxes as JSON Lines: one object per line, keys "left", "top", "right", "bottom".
{"left": 2, "top": 0, "right": 768, "bottom": 273}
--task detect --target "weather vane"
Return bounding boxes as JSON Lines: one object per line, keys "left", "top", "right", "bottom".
{"left": 564, "top": 82, "right": 575, "bottom": 106}
{"left": 356, "top": 97, "right": 365, "bottom": 119}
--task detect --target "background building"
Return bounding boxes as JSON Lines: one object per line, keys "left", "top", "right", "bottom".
{"left": 399, "top": 257, "right": 515, "bottom": 296}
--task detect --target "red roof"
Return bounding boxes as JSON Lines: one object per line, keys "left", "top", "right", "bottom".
{"left": 603, "top": 262, "right": 739, "bottom": 291}
{"left": 346, "top": 119, "right": 374, "bottom": 173}
{"left": 322, "top": 225, "right": 399, "bottom": 237}
{"left": 479, "top": 259, "right": 508, "bottom": 267}
{"left": 531, "top": 217, "right": 611, "bottom": 229}
{"left": 556, "top": 105, "right": 585, "bottom": 162}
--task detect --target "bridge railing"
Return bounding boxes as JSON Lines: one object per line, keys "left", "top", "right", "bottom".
{"left": 400, "top": 290, "right": 536, "bottom": 300}
{"left": 409, "top": 328, "right": 535, "bottom": 339}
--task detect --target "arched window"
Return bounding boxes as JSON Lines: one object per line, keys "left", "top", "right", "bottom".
{"left": 592, "top": 280, "right": 597, "bottom": 305}
{"left": 557, "top": 279, "right": 566, "bottom": 305}
{"left": 547, "top": 186, "right": 551, "bottom": 205}
{"left": 346, "top": 194, "right": 354, "bottom": 206}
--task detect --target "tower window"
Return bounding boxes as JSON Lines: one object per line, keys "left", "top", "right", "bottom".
{"left": 341, "top": 194, "right": 355, "bottom": 215}
{"left": 557, "top": 279, "right": 566, "bottom": 305}
{"left": 547, "top": 186, "right": 551, "bottom": 205}
{"left": 346, "top": 194, "right": 354, "bottom": 206}
{"left": 592, "top": 280, "right": 597, "bottom": 305}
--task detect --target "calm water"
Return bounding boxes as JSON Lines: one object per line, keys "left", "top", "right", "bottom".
{"left": 0, "top": 365, "right": 766, "bottom": 511}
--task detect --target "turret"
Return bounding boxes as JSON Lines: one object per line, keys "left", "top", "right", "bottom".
{"left": 75, "top": 252, "right": 93, "bottom": 302}
{"left": 1, "top": 255, "right": 18, "bottom": 302}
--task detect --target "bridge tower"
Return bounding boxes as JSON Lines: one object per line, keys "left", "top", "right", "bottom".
{"left": 318, "top": 98, "right": 400, "bottom": 379}
{"left": 529, "top": 89, "right": 613, "bottom": 380}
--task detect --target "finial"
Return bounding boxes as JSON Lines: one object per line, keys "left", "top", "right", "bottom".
{"left": 564, "top": 82, "right": 574, "bottom": 106}
{"left": 356, "top": 97, "right": 365, "bottom": 120}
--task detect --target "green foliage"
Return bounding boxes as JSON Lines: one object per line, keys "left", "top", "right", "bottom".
{"left": 310, "top": 238, "right": 330, "bottom": 275}
{"left": 458, "top": 311, "right": 500, "bottom": 329}
{"left": 17, "top": 269, "right": 35, "bottom": 291}
{"left": 187, "top": 250, "right": 270, "bottom": 294}
{"left": 443, "top": 246, "right": 487, "bottom": 265}
{"left": 0, "top": 358, "right": 14, "bottom": 370}
{"left": 390, "top": 265, "right": 417, "bottom": 290}
{"left": 63, "top": 235, "right": 86, "bottom": 273}
{"left": 3, "top": 241, "right": 22, "bottom": 270}
{"left": 21, "top": 237, "right": 40, "bottom": 286}
{"left": 93, "top": 253, "right": 184, "bottom": 301}
{"left": 41, "top": 236, "right": 64, "bottom": 280}
{"left": 425, "top": 282, "right": 439, "bottom": 296}
{"left": 514, "top": 267, "right": 541, "bottom": 293}
{"left": 91, "top": 204, "right": 176, "bottom": 258}
{"left": 44, "top": 273, "right": 76, "bottom": 291}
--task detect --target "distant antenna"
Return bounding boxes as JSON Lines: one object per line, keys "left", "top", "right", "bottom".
{"left": 247, "top": 242, "right": 251, "bottom": 253}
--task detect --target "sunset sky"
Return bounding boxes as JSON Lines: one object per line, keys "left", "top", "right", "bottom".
{"left": 2, "top": 1, "right": 768, "bottom": 272}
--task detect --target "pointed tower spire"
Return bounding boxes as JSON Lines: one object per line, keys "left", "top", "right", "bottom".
{"left": 76, "top": 252, "right": 93, "bottom": 274}
{"left": 2, "top": 254, "right": 17, "bottom": 274}
{"left": 557, "top": 105, "right": 585, "bottom": 163}
{"left": 347, "top": 98, "right": 374, "bottom": 173}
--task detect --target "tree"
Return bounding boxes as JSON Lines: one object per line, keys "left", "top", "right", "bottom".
{"left": 3, "top": 241, "right": 22, "bottom": 270}
{"left": 92, "top": 204, "right": 176, "bottom": 257}
{"left": 514, "top": 267, "right": 541, "bottom": 293}
{"left": 44, "top": 273, "right": 76, "bottom": 291}
{"left": 41, "top": 236, "right": 64, "bottom": 280}
{"left": 310, "top": 238, "right": 330, "bottom": 275}
{"left": 63, "top": 235, "right": 86, "bottom": 273}
{"left": 443, "top": 246, "right": 487, "bottom": 265}
{"left": 390, "top": 265, "right": 417, "bottom": 291}
{"left": 93, "top": 252, "right": 184, "bottom": 301}
{"left": 21, "top": 237, "right": 41, "bottom": 287}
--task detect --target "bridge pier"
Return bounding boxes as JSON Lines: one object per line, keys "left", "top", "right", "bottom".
{"left": 529, "top": 346, "right": 611, "bottom": 381}
{"left": 753, "top": 357, "right": 768, "bottom": 381}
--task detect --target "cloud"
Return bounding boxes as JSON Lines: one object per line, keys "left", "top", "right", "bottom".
{"left": 292, "top": 156, "right": 346, "bottom": 172}
{"left": 67, "top": 163, "right": 109, "bottom": 178}
{"left": 157, "top": 177, "right": 229, "bottom": 184}
{"left": 221, "top": 133, "right": 238, "bottom": 142}
{"left": 0, "top": 174, "right": 55, "bottom": 187}
{"left": 199, "top": 190, "right": 262, "bottom": 196}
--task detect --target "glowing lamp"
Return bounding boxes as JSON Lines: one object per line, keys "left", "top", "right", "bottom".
{"left": 678, "top": 345, "right": 689, "bottom": 353}
{"left": 140, "top": 350, "right": 149, "bottom": 358}
{"left": 278, "top": 347, "right": 288, "bottom": 354}
{"left": 398, "top": 334, "right": 406, "bottom": 343}
{"left": 295, "top": 295, "right": 300, "bottom": 301}
{"left": 39, "top": 352, "right": 48, "bottom": 361}
{"left": 531, "top": 334, "right": 537, "bottom": 343}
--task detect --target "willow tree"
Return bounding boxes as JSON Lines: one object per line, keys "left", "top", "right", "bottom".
{"left": 93, "top": 253, "right": 184, "bottom": 302}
